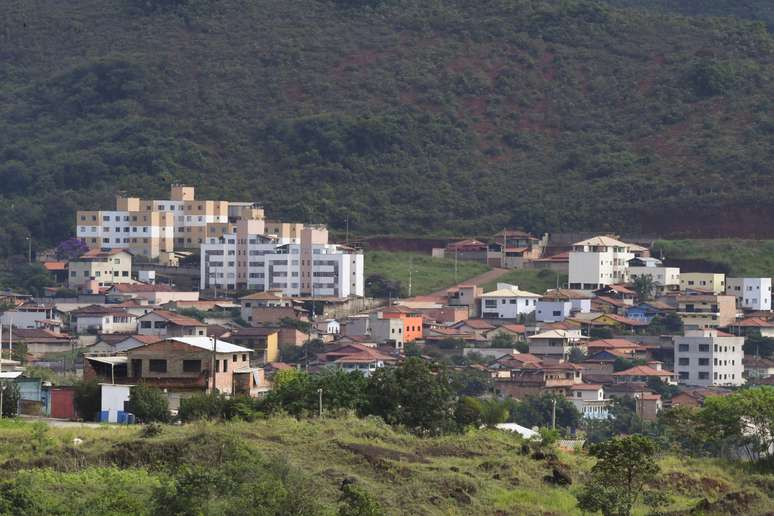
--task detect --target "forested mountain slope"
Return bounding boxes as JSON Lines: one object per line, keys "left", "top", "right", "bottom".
{"left": 601, "top": 0, "right": 774, "bottom": 29}
{"left": 1, "top": 0, "right": 773, "bottom": 256}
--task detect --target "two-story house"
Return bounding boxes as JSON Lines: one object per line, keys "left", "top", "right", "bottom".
{"left": 480, "top": 283, "right": 540, "bottom": 319}
{"left": 137, "top": 310, "right": 208, "bottom": 338}
{"left": 70, "top": 305, "right": 137, "bottom": 334}
{"left": 527, "top": 329, "right": 588, "bottom": 359}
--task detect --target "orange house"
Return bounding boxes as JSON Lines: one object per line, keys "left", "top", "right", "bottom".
{"left": 380, "top": 307, "right": 424, "bottom": 343}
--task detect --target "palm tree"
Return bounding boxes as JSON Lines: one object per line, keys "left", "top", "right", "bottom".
{"left": 632, "top": 275, "right": 655, "bottom": 302}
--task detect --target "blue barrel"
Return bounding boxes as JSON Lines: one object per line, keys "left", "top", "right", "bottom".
{"left": 100, "top": 410, "right": 110, "bottom": 423}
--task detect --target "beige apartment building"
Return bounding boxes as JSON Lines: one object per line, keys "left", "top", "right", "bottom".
{"left": 68, "top": 249, "right": 134, "bottom": 288}
{"left": 76, "top": 185, "right": 309, "bottom": 259}
{"left": 677, "top": 295, "right": 737, "bottom": 329}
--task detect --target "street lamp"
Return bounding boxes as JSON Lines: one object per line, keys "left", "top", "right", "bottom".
{"left": 25, "top": 236, "right": 31, "bottom": 263}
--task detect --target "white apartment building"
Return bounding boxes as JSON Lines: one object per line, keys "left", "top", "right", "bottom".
{"left": 480, "top": 283, "right": 540, "bottom": 319}
{"left": 67, "top": 249, "right": 134, "bottom": 289}
{"left": 673, "top": 329, "right": 745, "bottom": 387}
{"left": 77, "top": 185, "right": 307, "bottom": 258}
{"left": 627, "top": 257, "right": 680, "bottom": 293}
{"left": 725, "top": 277, "right": 772, "bottom": 311}
{"left": 201, "top": 223, "right": 364, "bottom": 299}
{"left": 568, "top": 236, "right": 634, "bottom": 291}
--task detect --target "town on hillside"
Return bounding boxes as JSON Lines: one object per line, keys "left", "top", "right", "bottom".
{"left": 0, "top": 185, "right": 771, "bottom": 428}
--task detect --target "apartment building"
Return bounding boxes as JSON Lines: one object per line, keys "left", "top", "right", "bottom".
{"left": 725, "top": 277, "right": 772, "bottom": 311}
{"left": 76, "top": 185, "right": 300, "bottom": 258}
{"left": 67, "top": 249, "right": 133, "bottom": 289}
{"left": 568, "top": 236, "right": 634, "bottom": 291}
{"left": 676, "top": 295, "right": 737, "bottom": 329}
{"left": 673, "top": 329, "right": 745, "bottom": 387}
{"left": 200, "top": 222, "right": 364, "bottom": 298}
{"left": 679, "top": 273, "right": 726, "bottom": 294}
{"left": 627, "top": 257, "right": 680, "bottom": 293}
{"left": 480, "top": 283, "right": 540, "bottom": 319}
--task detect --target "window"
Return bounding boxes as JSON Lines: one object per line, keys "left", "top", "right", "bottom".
{"left": 552, "top": 311, "right": 561, "bottom": 316}
{"left": 509, "top": 299, "right": 516, "bottom": 304}
{"left": 698, "top": 372, "right": 709, "bottom": 380}
{"left": 154, "top": 321, "right": 167, "bottom": 329}
{"left": 698, "top": 358, "right": 709, "bottom": 366}
{"left": 679, "top": 371, "right": 689, "bottom": 380}
{"left": 678, "top": 357, "right": 689, "bottom": 366}
{"left": 223, "top": 360, "right": 228, "bottom": 372}
{"left": 149, "top": 359, "right": 167, "bottom": 373}
{"left": 140, "top": 321, "right": 152, "bottom": 329}
{"left": 183, "top": 360, "right": 201, "bottom": 373}
{"left": 698, "top": 344, "right": 710, "bottom": 352}
{"left": 678, "top": 344, "right": 689, "bottom": 352}
{"left": 232, "top": 354, "right": 237, "bottom": 363}
{"left": 242, "top": 354, "right": 247, "bottom": 361}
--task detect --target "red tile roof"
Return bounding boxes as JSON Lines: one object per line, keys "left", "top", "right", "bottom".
{"left": 613, "top": 365, "right": 673, "bottom": 377}
{"left": 111, "top": 283, "right": 176, "bottom": 293}
{"left": 570, "top": 384, "right": 603, "bottom": 391}
{"left": 733, "top": 317, "right": 774, "bottom": 328}
{"left": 603, "top": 314, "right": 649, "bottom": 326}
{"left": 593, "top": 296, "right": 629, "bottom": 308}
{"left": 42, "top": 261, "right": 67, "bottom": 271}
{"left": 587, "top": 338, "right": 642, "bottom": 350}
{"left": 140, "top": 310, "right": 204, "bottom": 327}
{"left": 459, "top": 319, "right": 496, "bottom": 330}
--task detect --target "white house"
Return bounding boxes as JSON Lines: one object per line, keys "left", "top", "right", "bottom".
{"left": 536, "top": 289, "right": 592, "bottom": 323}
{"left": 725, "top": 277, "right": 772, "bottom": 311}
{"left": 568, "top": 384, "right": 609, "bottom": 420}
{"left": 627, "top": 257, "right": 680, "bottom": 293}
{"left": 528, "top": 329, "right": 587, "bottom": 358}
{"left": 0, "top": 303, "right": 61, "bottom": 330}
{"left": 70, "top": 305, "right": 137, "bottom": 334}
{"left": 569, "top": 236, "right": 634, "bottom": 291}
{"left": 480, "top": 283, "right": 540, "bottom": 319}
{"left": 673, "top": 329, "right": 745, "bottom": 387}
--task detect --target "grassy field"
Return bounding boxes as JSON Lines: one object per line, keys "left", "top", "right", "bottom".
{"left": 365, "top": 251, "right": 490, "bottom": 297}
{"left": 480, "top": 269, "right": 568, "bottom": 295}
{"left": 0, "top": 417, "right": 772, "bottom": 515}
{"left": 654, "top": 240, "right": 774, "bottom": 278}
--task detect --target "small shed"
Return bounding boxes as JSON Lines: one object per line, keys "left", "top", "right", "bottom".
{"left": 49, "top": 386, "right": 77, "bottom": 419}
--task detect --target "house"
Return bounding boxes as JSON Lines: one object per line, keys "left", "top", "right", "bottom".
{"left": 443, "top": 239, "right": 490, "bottom": 264}
{"left": 227, "top": 327, "right": 280, "bottom": 364}
{"left": 451, "top": 319, "right": 495, "bottom": 337}
{"left": 424, "top": 327, "right": 485, "bottom": 345}
{"left": 680, "top": 273, "right": 726, "bottom": 295}
{"left": 592, "top": 284, "right": 638, "bottom": 304}
{"left": 586, "top": 338, "right": 644, "bottom": 357}
{"left": 480, "top": 283, "right": 540, "bottom": 319}
{"left": 636, "top": 393, "right": 662, "bottom": 421}
{"left": 568, "top": 236, "right": 635, "bottom": 291}
{"left": 728, "top": 317, "right": 774, "bottom": 338}
{"left": 568, "top": 384, "right": 609, "bottom": 419}
{"left": 0, "top": 303, "right": 62, "bottom": 330}
{"left": 447, "top": 285, "right": 483, "bottom": 318}
{"left": 67, "top": 249, "right": 134, "bottom": 289}
{"left": 483, "top": 323, "right": 527, "bottom": 342}
{"left": 87, "top": 334, "right": 162, "bottom": 355}
{"left": 627, "top": 257, "right": 680, "bottom": 294}
{"left": 489, "top": 229, "right": 546, "bottom": 268}
{"left": 591, "top": 296, "right": 629, "bottom": 315}
{"left": 10, "top": 329, "right": 72, "bottom": 357}
{"left": 107, "top": 283, "right": 199, "bottom": 305}
{"left": 528, "top": 329, "right": 587, "bottom": 358}
{"left": 612, "top": 362, "right": 676, "bottom": 385}
{"left": 496, "top": 362, "right": 583, "bottom": 398}
{"left": 626, "top": 301, "right": 675, "bottom": 323}
{"left": 742, "top": 356, "right": 774, "bottom": 380}
{"left": 725, "top": 277, "right": 772, "bottom": 311}
{"left": 369, "top": 307, "right": 423, "bottom": 348}
{"left": 529, "top": 251, "right": 570, "bottom": 274}
{"left": 137, "top": 310, "right": 208, "bottom": 338}
{"left": 581, "top": 349, "right": 632, "bottom": 374}
{"left": 588, "top": 313, "right": 649, "bottom": 332}
{"left": 314, "top": 319, "right": 340, "bottom": 337}
{"left": 0, "top": 291, "right": 32, "bottom": 308}
{"left": 70, "top": 305, "right": 137, "bottom": 334}
{"left": 43, "top": 261, "right": 69, "bottom": 284}
{"left": 125, "top": 337, "right": 253, "bottom": 407}
{"left": 673, "top": 329, "right": 744, "bottom": 387}
{"left": 316, "top": 343, "right": 397, "bottom": 376}
{"left": 676, "top": 295, "right": 737, "bottom": 329}
{"left": 492, "top": 352, "right": 543, "bottom": 373}
{"left": 671, "top": 388, "right": 732, "bottom": 408}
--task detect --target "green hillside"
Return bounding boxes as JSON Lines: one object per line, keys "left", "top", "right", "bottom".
{"left": 601, "top": 0, "right": 774, "bottom": 29}
{"left": 1, "top": 417, "right": 772, "bottom": 515}
{"left": 1, "top": 0, "right": 773, "bottom": 257}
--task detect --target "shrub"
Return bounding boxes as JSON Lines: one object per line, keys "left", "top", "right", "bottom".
{"left": 127, "top": 384, "right": 169, "bottom": 423}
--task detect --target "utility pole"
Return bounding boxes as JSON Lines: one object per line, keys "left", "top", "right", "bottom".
{"left": 0, "top": 325, "right": 4, "bottom": 420}
{"left": 454, "top": 248, "right": 458, "bottom": 283}
{"left": 25, "top": 236, "right": 31, "bottom": 264}
{"left": 408, "top": 255, "right": 413, "bottom": 298}
{"left": 210, "top": 336, "right": 217, "bottom": 393}
{"left": 317, "top": 388, "right": 323, "bottom": 418}
{"left": 551, "top": 398, "right": 557, "bottom": 430}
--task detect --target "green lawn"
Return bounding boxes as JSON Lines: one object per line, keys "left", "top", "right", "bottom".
{"left": 654, "top": 239, "right": 774, "bottom": 278}
{"left": 365, "top": 251, "right": 490, "bottom": 297}
{"left": 480, "top": 269, "right": 567, "bottom": 295}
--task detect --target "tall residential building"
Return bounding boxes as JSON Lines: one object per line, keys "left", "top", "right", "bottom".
{"left": 676, "top": 294, "right": 737, "bottom": 330}
{"left": 725, "top": 277, "right": 772, "bottom": 311}
{"left": 673, "top": 329, "right": 745, "bottom": 387}
{"left": 679, "top": 272, "right": 726, "bottom": 294}
{"left": 568, "top": 236, "right": 634, "bottom": 291}
{"left": 76, "top": 185, "right": 292, "bottom": 258}
{"left": 200, "top": 221, "right": 363, "bottom": 299}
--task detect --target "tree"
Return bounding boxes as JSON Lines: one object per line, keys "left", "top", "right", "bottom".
{"left": 477, "top": 398, "right": 509, "bottom": 428}
{"left": 364, "top": 274, "right": 401, "bottom": 299}
{"left": 364, "top": 358, "right": 454, "bottom": 435}
{"left": 0, "top": 381, "right": 20, "bottom": 417}
{"left": 576, "top": 435, "right": 661, "bottom": 516}
{"left": 632, "top": 275, "right": 655, "bottom": 302}
{"left": 54, "top": 237, "right": 88, "bottom": 260}
{"left": 450, "top": 368, "right": 492, "bottom": 397}
{"left": 490, "top": 333, "right": 516, "bottom": 348}
{"left": 568, "top": 346, "right": 586, "bottom": 363}
{"left": 127, "top": 384, "right": 169, "bottom": 423}
{"left": 338, "top": 482, "right": 381, "bottom": 516}
{"left": 73, "top": 379, "right": 101, "bottom": 421}
{"left": 510, "top": 392, "right": 580, "bottom": 431}
{"left": 590, "top": 327, "right": 614, "bottom": 339}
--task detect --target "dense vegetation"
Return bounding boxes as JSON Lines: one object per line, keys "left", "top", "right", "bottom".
{"left": 1, "top": 0, "right": 773, "bottom": 259}
{"left": 655, "top": 239, "right": 774, "bottom": 278}
{"left": 601, "top": 0, "right": 774, "bottom": 29}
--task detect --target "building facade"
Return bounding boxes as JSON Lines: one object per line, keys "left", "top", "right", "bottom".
{"left": 201, "top": 223, "right": 363, "bottom": 298}
{"left": 673, "top": 329, "right": 745, "bottom": 387}
{"left": 568, "top": 236, "right": 634, "bottom": 291}
{"left": 676, "top": 295, "right": 737, "bottom": 329}
{"left": 627, "top": 257, "right": 680, "bottom": 293}
{"left": 68, "top": 249, "right": 133, "bottom": 289}
{"left": 725, "top": 277, "right": 772, "bottom": 311}
{"left": 680, "top": 273, "right": 726, "bottom": 294}
{"left": 480, "top": 284, "right": 540, "bottom": 319}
